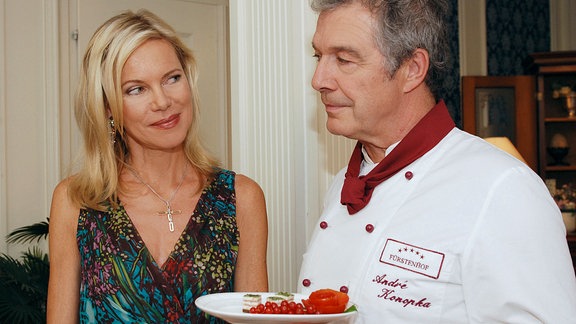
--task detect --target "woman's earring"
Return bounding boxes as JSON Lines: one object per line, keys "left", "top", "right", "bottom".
{"left": 109, "top": 117, "right": 116, "bottom": 144}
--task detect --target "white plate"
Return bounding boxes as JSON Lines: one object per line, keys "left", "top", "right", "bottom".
{"left": 195, "top": 292, "right": 357, "bottom": 324}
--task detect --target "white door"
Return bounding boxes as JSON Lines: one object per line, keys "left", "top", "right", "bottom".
{"left": 72, "top": 0, "right": 229, "bottom": 165}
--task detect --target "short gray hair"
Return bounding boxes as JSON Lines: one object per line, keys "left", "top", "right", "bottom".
{"left": 310, "top": 0, "right": 450, "bottom": 99}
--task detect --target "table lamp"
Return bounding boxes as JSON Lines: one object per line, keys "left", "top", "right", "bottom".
{"left": 483, "top": 137, "right": 527, "bottom": 164}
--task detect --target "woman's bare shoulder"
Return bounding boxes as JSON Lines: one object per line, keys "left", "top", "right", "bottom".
{"left": 50, "top": 176, "right": 80, "bottom": 221}
{"left": 53, "top": 175, "right": 73, "bottom": 194}
{"left": 233, "top": 173, "right": 267, "bottom": 223}
{"left": 234, "top": 173, "right": 264, "bottom": 194}
{"left": 233, "top": 174, "right": 267, "bottom": 208}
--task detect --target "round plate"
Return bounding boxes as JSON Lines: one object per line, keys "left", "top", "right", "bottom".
{"left": 195, "top": 292, "right": 357, "bottom": 324}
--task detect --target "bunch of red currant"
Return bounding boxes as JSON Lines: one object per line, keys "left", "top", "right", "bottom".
{"left": 248, "top": 300, "right": 319, "bottom": 314}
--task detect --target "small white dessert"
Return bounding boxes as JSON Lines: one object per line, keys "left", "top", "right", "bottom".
{"left": 242, "top": 294, "right": 262, "bottom": 313}
{"left": 265, "top": 296, "right": 286, "bottom": 305}
{"left": 274, "top": 292, "right": 294, "bottom": 302}
{"left": 265, "top": 291, "right": 295, "bottom": 305}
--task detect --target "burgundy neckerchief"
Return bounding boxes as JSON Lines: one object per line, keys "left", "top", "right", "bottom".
{"left": 341, "top": 100, "right": 455, "bottom": 215}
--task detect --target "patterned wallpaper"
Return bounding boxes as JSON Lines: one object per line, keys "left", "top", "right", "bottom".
{"left": 486, "top": 0, "right": 550, "bottom": 76}
{"left": 412, "top": 1, "right": 550, "bottom": 127}
{"left": 438, "top": 0, "right": 462, "bottom": 126}
{"left": 444, "top": 0, "right": 550, "bottom": 126}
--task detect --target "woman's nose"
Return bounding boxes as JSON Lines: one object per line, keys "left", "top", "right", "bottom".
{"left": 151, "top": 88, "right": 172, "bottom": 110}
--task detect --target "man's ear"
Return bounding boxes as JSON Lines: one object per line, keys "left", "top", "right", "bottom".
{"left": 402, "top": 48, "right": 430, "bottom": 93}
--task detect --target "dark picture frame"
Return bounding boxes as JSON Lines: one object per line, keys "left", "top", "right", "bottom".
{"left": 473, "top": 87, "right": 516, "bottom": 140}
{"left": 461, "top": 75, "right": 537, "bottom": 170}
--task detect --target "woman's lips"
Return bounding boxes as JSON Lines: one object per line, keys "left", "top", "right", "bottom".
{"left": 150, "top": 114, "right": 180, "bottom": 129}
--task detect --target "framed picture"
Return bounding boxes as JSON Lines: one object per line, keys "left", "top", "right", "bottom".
{"left": 461, "top": 75, "right": 537, "bottom": 170}
{"left": 473, "top": 87, "right": 516, "bottom": 140}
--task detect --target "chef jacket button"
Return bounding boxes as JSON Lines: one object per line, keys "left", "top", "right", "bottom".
{"left": 405, "top": 171, "right": 413, "bottom": 180}
{"left": 340, "top": 286, "right": 348, "bottom": 293}
{"left": 365, "top": 224, "right": 374, "bottom": 233}
{"left": 302, "top": 279, "right": 311, "bottom": 287}
{"left": 320, "top": 221, "right": 328, "bottom": 229}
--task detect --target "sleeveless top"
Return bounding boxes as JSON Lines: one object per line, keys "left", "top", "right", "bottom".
{"left": 77, "top": 169, "right": 238, "bottom": 323}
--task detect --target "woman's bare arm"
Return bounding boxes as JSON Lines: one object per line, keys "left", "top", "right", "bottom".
{"left": 233, "top": 174, "right": 269, "bottom": 292}
{"left": 46, "top": 178, "right": 81, "bottom": 323}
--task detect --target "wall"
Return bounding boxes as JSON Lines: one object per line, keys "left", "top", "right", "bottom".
{"left": 228, "top": 0, "right": 353, "bottom": 291}
{"left": 486, "top": 0, "right": 551, "bottom": 76}
{"left": 0, "top": 0, "right": 59, "bottom": 255}
{"left": 550, "top": 0, "right": 576, "bottom": 51}
{"left": 459, "top": 0, "right": 576, "bottom": 77}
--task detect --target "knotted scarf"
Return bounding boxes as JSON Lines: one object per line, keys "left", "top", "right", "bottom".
{"left": 341, "top": 100, "right": 455, "bottom": 214}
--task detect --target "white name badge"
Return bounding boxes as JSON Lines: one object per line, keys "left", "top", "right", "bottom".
{"left": 380, "top": 238, "right": 445, "bottom": 279}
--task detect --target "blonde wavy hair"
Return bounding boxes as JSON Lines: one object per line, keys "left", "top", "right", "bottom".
{"left": 69, "top": 9, "right": 218, "bottom": 211}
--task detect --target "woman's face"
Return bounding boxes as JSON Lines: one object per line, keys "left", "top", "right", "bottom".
{"left": 120, "top": 38, "right": 193, "bottom": 154}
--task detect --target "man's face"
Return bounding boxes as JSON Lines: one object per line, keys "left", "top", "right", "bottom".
{"left": 311, "top": 2, "right": 404, "bottom": 142}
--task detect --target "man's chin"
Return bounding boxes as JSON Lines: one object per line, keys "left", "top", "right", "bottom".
{"left": 326, "top": 122, "right": 354, "bottom": 139}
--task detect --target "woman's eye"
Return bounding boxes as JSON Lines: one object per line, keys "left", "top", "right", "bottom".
{"left": 166, "top": 74, "right": 182, "bottom": 85}
{"left": 337, "top": 57, "right": 351, "bottom": 64}
{"left": 126, "top": 86, "right": 143, "bottom": 96}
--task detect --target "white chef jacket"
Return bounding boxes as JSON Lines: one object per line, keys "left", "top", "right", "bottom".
{"left": 298, "top": 128, "right": 576, "bottom": 323}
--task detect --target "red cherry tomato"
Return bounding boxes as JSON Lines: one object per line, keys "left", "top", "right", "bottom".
{"left": 249, "top": 290, "right": 350, "bottom": 315}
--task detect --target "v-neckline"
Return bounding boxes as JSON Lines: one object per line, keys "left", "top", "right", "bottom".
{"left": 118, "top": 181, "right": 210, "bottom": 270}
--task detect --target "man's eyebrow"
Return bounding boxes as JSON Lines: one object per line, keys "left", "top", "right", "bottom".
{"left": 312, "top": 42, "right": 362, "bottom": 59}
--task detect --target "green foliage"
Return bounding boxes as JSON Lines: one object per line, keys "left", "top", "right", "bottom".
{"left": 7, "top": 218, "right": 49, "bottom": 245}
{"left": 0, "top": 220, "right": 50, "bottom": 324}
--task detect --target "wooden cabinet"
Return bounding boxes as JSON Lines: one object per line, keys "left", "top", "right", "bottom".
{"left": 462, "top": 52, "right": 576, "bottom": 180}
{"left": 527, "top": 52, "right": 576, "bottom": 269}
{"left": 527, "top": 51, "right": 576, "bottom": 187}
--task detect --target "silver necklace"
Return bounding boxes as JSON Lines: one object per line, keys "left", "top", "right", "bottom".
{"left": 128, "top": 164, "right": 187, "bottom": 232}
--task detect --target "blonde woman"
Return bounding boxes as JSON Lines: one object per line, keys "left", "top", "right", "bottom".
{"left": 47, "top": 9, "right": 268, "bottom": 323}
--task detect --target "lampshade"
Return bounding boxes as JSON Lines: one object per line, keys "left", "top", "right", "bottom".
{"left": 483, "top": 137, "right": 527, "bottom": 164}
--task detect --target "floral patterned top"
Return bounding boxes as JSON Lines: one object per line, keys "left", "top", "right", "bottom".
{"left": 77, "top": 169, "right": 238, "bottom": 323}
